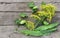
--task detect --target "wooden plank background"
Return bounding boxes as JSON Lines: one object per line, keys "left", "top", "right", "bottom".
{"left": 0, "top": 2, "right": 59, "bottom": 11}
{"left": 0, "top": 0, "right": 60, "bottom": 38}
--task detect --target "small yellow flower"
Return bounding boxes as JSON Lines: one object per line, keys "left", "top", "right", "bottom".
{"left": 31, "top": 14, "right": 41, "bottom": 20}
{"left": 26, "top": 21, "right": 35, "bottom": 30}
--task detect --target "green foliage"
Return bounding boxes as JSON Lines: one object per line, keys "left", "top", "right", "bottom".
{"left": 15, "top": 19, "right": 26, "bottom": 26}
{"left": 19, "top": 23, "right": 58, "bottom": 36}
{"left": 40, "top": 4, "right": 56, "bottom": 22}
{"left": 15, "top": 13, "right": 28, "bottom": 26}
{"left": 32, "top": 6, "right": 38, "bottom": 13}
{"left": 28, "top": 2, "right": 38, "bottom": 13}
{"left": 43, "top": 21, "right": 49, "bottom": 25}
{"left": 41, "top": 28, "right": 57, "bottom": 35}
{"left": 20, "top": 30, "right": 43, "bottom": 36}
{"left": 28, "top": 2, "right": 35, "bottom": 8}
{"left": 20, "top": 27, "right": 57, "bottom": 36}
{"left": 20, "top": 20, "right": 26, "bottom": 24}
{"left": 32, "top": 6, "right": 38, "bottom": 10}
{"left": 19, "top": 13, "right": 27, "bottom": 18}
{"left": 26, "top": 21, "right": 35, "bottom": 30}
{"left": 35, "top": 22, "right": 59, "bottom": 31}
{"left": 41, "top": 1, "right": 46, "bottom": 5}
{"left": 31, "top": 14, "right": 41, "bottom": 20}
{"left": 15, "top": 19, "right": 21, "bottom": 25}
{"left": 15, "top": 1, "right": 58, "bottom": 36}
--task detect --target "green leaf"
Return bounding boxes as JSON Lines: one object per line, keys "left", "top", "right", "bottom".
{"left": 15, "top": 19, "right": 21, "bottom": 25}
{"left": 19, "top": 13, "right": 27, "bottom": 18}
{"left": 19, "top": 28, "right": 57, "bottom": 36}
{"left": 41, "top": 28, "right": 57, "bottom": 36}
{"left": 43, "top": 21, "right": 49, "bottom": 25}
{"left": 32, "top": 6, "right": 38, "bottom": 10}
{"left": 32, "top": 10, "right": 37, "bottom": 13}
{"left": 20, "top": 30, "right": 43, "bottom": 36}
{"left": 41, "top": 1, "right": 46, "bottom": 5}
{"left": 32, "top": 6, "right": 38, "bottom": 13}
{"left": 35, "top": 22, "right": 59, "bottom": 31}
{"left": 28, "top": 2, "right": 35, "bottom": 8}
{"left": 26, "top": 21, "right": 35, "bottom": 30}
{"left": 15, "top": 19, "right": 26, "bottom": 25}
{"left": 20, "top": 20, "right": 26, "bottom": 24}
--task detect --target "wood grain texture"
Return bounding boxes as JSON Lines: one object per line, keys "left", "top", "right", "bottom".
{"left": 0, "top": 26, "right": 16, "bottom": 38}
{"left": 0, "top": 12, "right": 31, "bottom": 26}
{"left": 0, "top": 12, "right": 59, "bottom": 26}
{"left": 0, "top": 0, "right": 59, "bottom": 3}
{"left": 0, "top": 2, "right": 59, "bottom": 11}
{"left": 0, "top": 3, "right": 31, "bottom": 12}
{"left": 0, "top": 0, "right": 53, "bottom": 2}
{"left": 0, "top": 0, "right": 60, "bottom": 38}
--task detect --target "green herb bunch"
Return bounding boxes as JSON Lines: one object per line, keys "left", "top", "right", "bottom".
{"left": 15, "top": 2, "right": 59, "bottom": 36}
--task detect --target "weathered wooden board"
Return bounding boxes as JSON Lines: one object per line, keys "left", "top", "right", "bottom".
{"left": 0, "top": 0, "right": 53, "bottom": 2}
{"left": 7, "top": 25, "right": 60, "bottom": 38}
{"left": 0, "top": 3, "right": 31, "bottom": 12}
{"left": 0, "top": 0, "right": 60, "bottom": 3}
{"left": 0, "top": 12, "right": 31, "bottom": 26}
{"left": 0, "top": 26, "right": 16, "bottom": 38}
{"left": 0, "top": 2, "right": 59, "bottom": 11}
{"left": 0, "top": 12, "right": 59, "bottom": 26}
{"left": 0, "top": 0, "right": 60, "bottom": 38}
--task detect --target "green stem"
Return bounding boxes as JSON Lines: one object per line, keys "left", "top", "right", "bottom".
{"left": 35, "top": 20, "right": 41, "bottom": 28}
